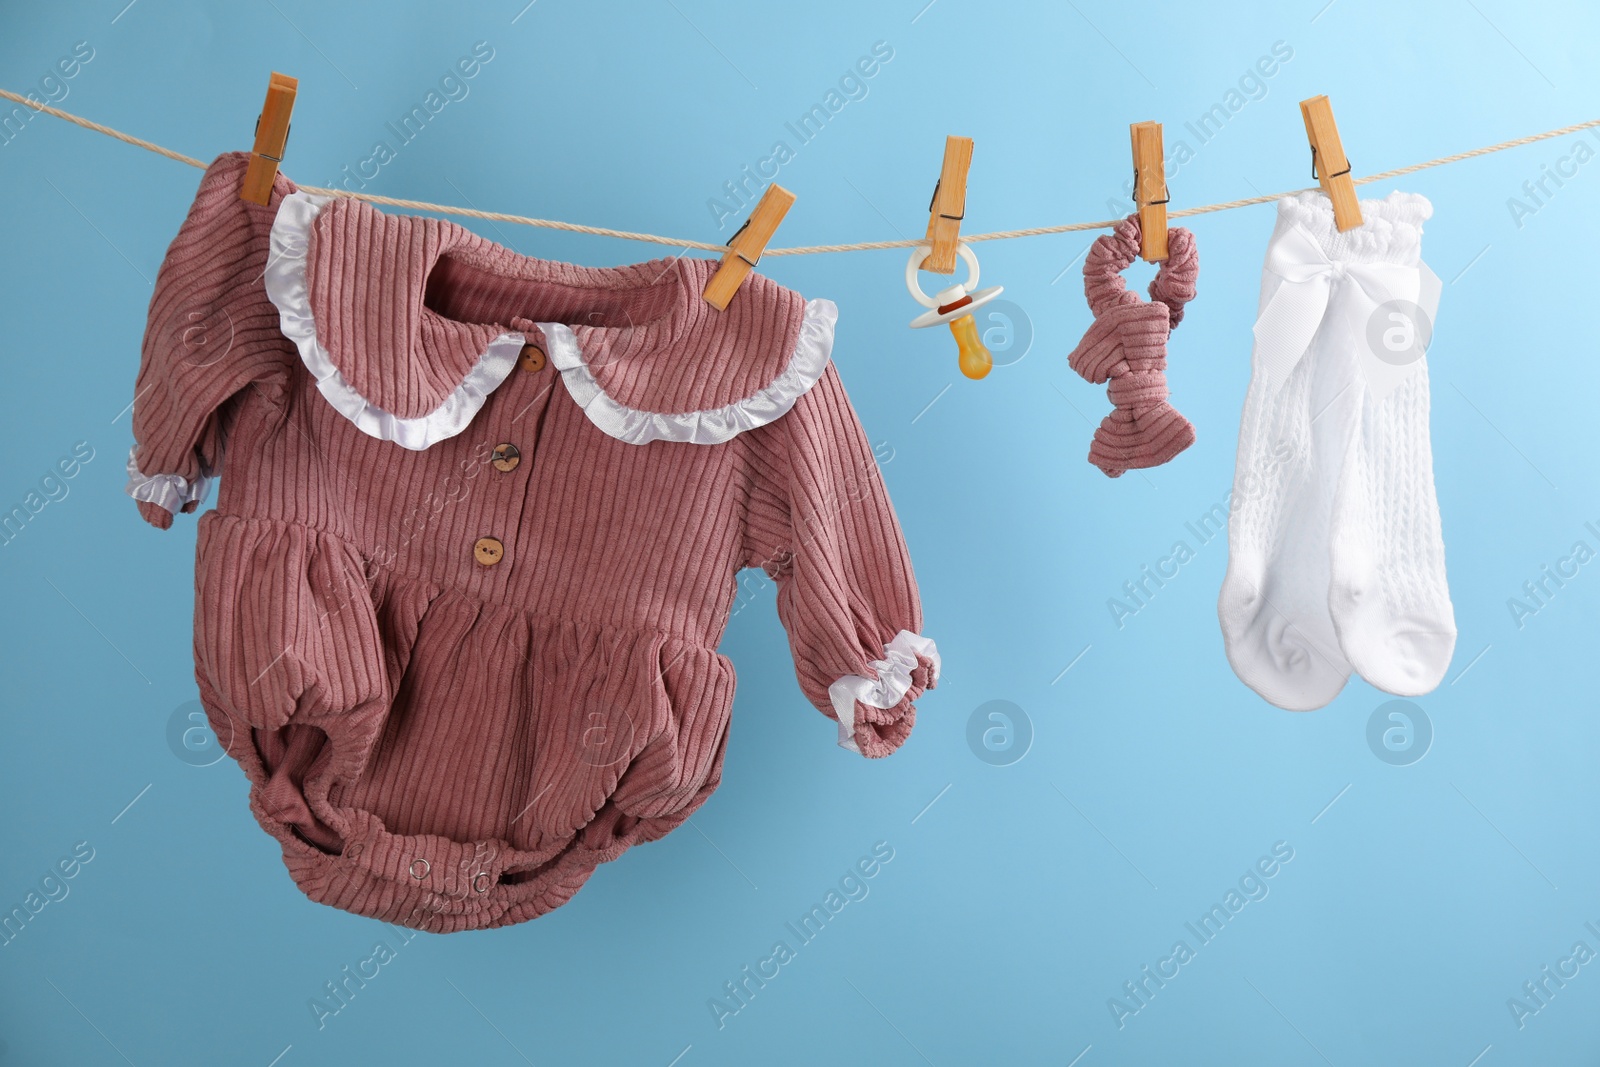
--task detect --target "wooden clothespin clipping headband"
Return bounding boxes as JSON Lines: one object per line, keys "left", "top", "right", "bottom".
{"left": 1300, "top": 94, "right": 1362, "bottom": 232}
{"left": 921, "top": 135, "right": 974, "bottom": 274}
{"left": 240, "top": 72, "right": 297, "bottom": 205}
{"left": 703, "top": 184, "right": 795, "bottom": 310}
{"left": 1129, "top": 121, "right": 1168, "bottom": 262}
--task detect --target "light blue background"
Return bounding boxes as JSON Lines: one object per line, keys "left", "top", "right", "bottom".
{"left": 3, "top": 1, "right": 1598, "bottom": 1064}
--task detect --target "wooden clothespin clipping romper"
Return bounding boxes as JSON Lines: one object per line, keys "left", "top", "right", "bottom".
{"left": 240, "top": 72, "right": 297, "bottom": 205}
{"left": 1300, "top": 94, "right": 1362, "bottom": 231}
{"left": 1130, "top": 121, "right": 1169, "bottom": 262}
{"left": 905, "top": 135, "right": 1003, "bottom": 380}
{"left": 703, "top": 184, "right": 795, "bottom": 310}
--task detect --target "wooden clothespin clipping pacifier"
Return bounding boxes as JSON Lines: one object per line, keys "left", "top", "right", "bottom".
{"left": 241, "top": 71, "right": 297, "bottom": 205}
{"left": 920, "top": 135, "right": 972, "bottom": 273}
{"left": 703, "top": 184, "right": 796, "bottom": 310}
{"left": 907, "top": 136, "right": 1001, "bottom": 380}
{"left": 1130, "top": 121, "right": 1168, "bottom": 262}
{"left": 1301, "top": 94, "right": 1363, "bottom": 232}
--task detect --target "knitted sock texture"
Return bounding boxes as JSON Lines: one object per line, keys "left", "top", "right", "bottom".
{"left": 1322, "top": 194, "right": 1456, "bottom": 695}
{"left": 1067, "top": 214, "right": 1198, "bottom": 478}
{"left": 1218, "top": 195, "right": 1358, "bottom": 711}
{"left": 1219, "top": 189, "right": 1453, "bottom": 710}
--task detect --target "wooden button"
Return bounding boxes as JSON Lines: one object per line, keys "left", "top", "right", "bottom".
{"left": 490, "top": 443, "right": 521, "bottom": 472}
{"left": 473, "top": 537, "right": 505, "bottom": 566}
{"left": 519, "top": 341, "right": 546, "bottom": 373}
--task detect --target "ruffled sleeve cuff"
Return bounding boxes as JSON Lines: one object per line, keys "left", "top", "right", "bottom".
{"left": 827, "top": 631, "right": 941, "bottom": 758}
{"left": 125, "top": 446, "right": 213, "bottom": 529}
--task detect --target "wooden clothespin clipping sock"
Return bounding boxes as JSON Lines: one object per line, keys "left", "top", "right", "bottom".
{"left": 1300, "top": 94, "right": 1362, "bottom": 232}
{"left": 1130, "top": 121, "right": 1168, "bottom": 262}
{"left": 921, "top": 135, "right": 974, "bottom": 274}
{"left": 241, "top": 72, "right": 298, "bottom": 205}
{"left": 703, "top": 184, "right": 795, "bottom": 310}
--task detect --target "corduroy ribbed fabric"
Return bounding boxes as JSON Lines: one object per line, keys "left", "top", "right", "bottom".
{"left": 1066, "top": 214, "right": 1199, "bottom": 478}
{"left": 127, "top": 152, "right": 937, "bottom": 932}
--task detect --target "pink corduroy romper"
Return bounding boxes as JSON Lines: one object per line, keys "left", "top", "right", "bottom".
{"left": 126, "top": 153, "right": 940, "bottom": 932}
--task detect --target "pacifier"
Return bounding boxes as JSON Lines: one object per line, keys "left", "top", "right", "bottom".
{"left": 906, "top": 240, "right": 1004, "bottom": 380}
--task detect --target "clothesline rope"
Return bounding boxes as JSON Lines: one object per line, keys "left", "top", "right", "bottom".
{"left": 3, "top": 85, "right": 1596, "bottom": 256}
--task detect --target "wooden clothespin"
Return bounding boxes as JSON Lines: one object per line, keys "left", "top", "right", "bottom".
{"left": 920, "top": 135, "right": 974, "bottom": 274}
{"left": 1129, "top": 121, "right": 1168, "bottom": 262}
{"left": 1300, "top": 95, "right": 1362, "bottom": 232}
{"left": 703, "top": 184, "right": 795, "bottom": 310}
{"left": 240, "top": 72, "right": 297, "bottom": 205}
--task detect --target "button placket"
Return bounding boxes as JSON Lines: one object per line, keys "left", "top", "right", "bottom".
{"left": 511, "top": 337, "right": 560, "bottom": 553}
{"left": 471, "top": 440, "right": 519, "bottom": 567}
{"left": 470, "top": 334, "right": 559, "bottom": 579}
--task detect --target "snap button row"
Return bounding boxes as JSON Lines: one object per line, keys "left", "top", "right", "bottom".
{"left": 407, "top": 857, "right": 491, "bottom": 894}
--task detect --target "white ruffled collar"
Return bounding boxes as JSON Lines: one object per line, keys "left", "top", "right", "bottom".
{"left": 263, "top": 189, "right": 836, "bottom": 450}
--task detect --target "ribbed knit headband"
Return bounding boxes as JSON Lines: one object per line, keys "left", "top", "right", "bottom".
{"left": 1067, "top": 214, "right": 1199, "bottom": 478}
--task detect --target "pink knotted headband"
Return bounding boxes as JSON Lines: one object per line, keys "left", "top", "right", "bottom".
{"left": 1067, "top": 214, "right": 1198, "bottom": 478}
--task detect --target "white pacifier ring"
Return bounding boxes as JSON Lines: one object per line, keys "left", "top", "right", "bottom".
{"left": 905, "top": 241, "right": 1004, "bottom": 328}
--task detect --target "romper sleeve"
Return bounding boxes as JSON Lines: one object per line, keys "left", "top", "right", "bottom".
{"left": 125, "top": 151, "right": 291, "bottom": 529}
{"left": 744, "top": 362, "right": 940, "bottom": 758}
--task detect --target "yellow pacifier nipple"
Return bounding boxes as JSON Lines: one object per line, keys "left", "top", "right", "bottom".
{"left": 906, "top": 240, "right": 1004, "bottom": 381}
{"left": 948, "top": 313, "right": 992, "bottom": 380}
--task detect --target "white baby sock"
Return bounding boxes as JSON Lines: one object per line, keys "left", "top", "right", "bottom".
{"left": 1217, "top": 198, "right": 1359, "bottom": 711}
{"left": 1325, "top": 194, "right": 1455, "bottom": 693}
{"left": 1220, "top": 190, "right": 1454, "bottom": 710}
